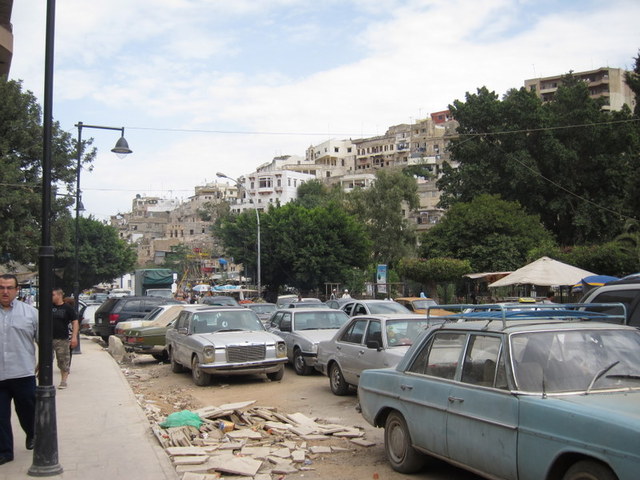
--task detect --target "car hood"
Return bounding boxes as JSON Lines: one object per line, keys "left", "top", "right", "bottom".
{"left": 552, "top": 391, "right": 640, "bottom": 421}
{"left": 293, "top": 329, "right": 340, "bottom": 344}
{"left": 195, "top": 330, "right": 281, "bottom": 345}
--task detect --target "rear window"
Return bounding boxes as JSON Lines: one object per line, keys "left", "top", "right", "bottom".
{"left": 95, "top": 298, "right": 119, "bottom": 314}
{"left": 122, "top": 300, "right": 144, "bottom": 312}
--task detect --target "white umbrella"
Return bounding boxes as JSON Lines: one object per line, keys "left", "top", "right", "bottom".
{"left": 191, "top": 284, "right": 211, "bottom": 292}
{"left": 488, "top": 256, "right": 595, "bottom": 288}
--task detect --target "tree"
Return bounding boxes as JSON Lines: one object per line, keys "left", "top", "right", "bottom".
{"left": 0, "top": 77, "right": 92, "bottom": 265}
{"left": 625, "top": 50, "right": 640, "bottom": 116}
{"left": 397, "top": 257, "right": 472, "bottom": 299}
{"left": 419, "top": 194, "right": 555, "bottom": 272}
{"left": 215, "top": 202, "right": 370, "bottom": 297}
{"left": 347, "top": 169, "right": 419, "bottom": 267}
{"left": 53, "top": 216, "right": 136, "bottom": 293}
{"left": 437, "top": 76, "right": 639, "bottom": 245}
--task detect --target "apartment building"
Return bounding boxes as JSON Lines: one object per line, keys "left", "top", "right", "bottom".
{"left": 0, "top": 0, "right": 13, "bottom": 76}
{"left": 524, "top": 67, "right": 635, "bottom": 111}
{"left": 305, "top": 139, "right": 356, "bottom": 178}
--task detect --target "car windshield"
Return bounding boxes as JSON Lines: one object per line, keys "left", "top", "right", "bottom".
{"left": 191, "top": 310, "right": 264, "bottom": 333}
{"left": 249, "top": 304, "right": 276, "bottom": 315}
{"left": 294, "top": 311, "right": 350, "bottom": 330}
{"left": 368, "top": 302, "right": 410, "bottom": 314}
{"left": 386, "top": 319, "right": 431, "bottom": 346}
{"left": 511, "top": 328, "right": 640, "bottom": 393}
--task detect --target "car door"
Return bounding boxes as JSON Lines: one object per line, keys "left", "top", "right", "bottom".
{"left": 171, "top": 311, "right": 192, "bottom": 365}
{"left": 276, "top": 312, "right": 294, "bottom": 361}
{"left": 445, "top": 333, "right": 518, "bottom": 479}
{"left": 334, "top": 319, "right": 368, "bottom": 384}
{"left": 349, "top": 319, "right": 388, "bottom": 381}
{"left": 398, "top": 331, "right": 467, "bottom": 458}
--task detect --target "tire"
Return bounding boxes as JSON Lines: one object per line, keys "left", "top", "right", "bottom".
{"left": 384, "top": 411, "right": 426, "bottom": 473}
{"left": 152, "top": 351, "right": 169, "bottom": 362}
{"left": 169, "top": 348, "right": 184, "bottom": 373}
{"left": 101, "top": 335, "right": 110, "bottom": 343}
{"left": 267, "top": 365, "right": 285, "bottom": 381}
{"left": 293, "top": 349, "right": 313, "bottom": 376}
{"left": 191, "top": 355, "right": 211, "bottom": 386}
{"left": 329, "top": 362, "right": 350, "bottom": 395}
{"left": 563, "top": 460, "right": 616, "bottom": 480}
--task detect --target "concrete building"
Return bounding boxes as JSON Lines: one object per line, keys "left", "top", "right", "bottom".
{"left": 305, "top": 139, "right": 356, "bottom": 178}
{"left": 524, "top": 67, "right": 635, "bottom": 112}
{"left": 0, "top": 0, "right": 13, "bottom": 76}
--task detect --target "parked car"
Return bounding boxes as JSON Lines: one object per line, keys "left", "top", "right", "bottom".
{"left": 108, "top": 288, "right": 132, "bottom": 298}
{"left": 122, "top": 306, "right": 198, "bottom": 361}
{"left": 341, "top": 299, "right": 410, "bottom": 316}
{"left": 358, "top": 307, "right": 640, "bottom": 479}
{"left": 316, "top": 314, "right": 431, "bottom": 394}
{"left": 88, "top": 292, "right": 109, "bottom": 304}
{"left": 245, "top": 302, "right": 277, "bottom": 323}
{"left": 166, "top": 306, "right": 287, "bottom": 386}
{"left": 114, "top": 304, "right": 187, "bottom": 338}
{"left": 284, "top": 301, "right": 330, "bottom": 309}
{"left": 199, "top": 295, "right": 240, "bottom": 306}
{"left": 145, "top": 288, "right": 174, "bottom": 299}
{"left": 580, "top": 277, "right": 640, "bottom": 326}
{"left": 79, "top": 303, "right": 100, "bottom": 335}
{"left": 394, "top": 296, "right": 438, "bottom": 313}
{"left": 276, "top": 294, "right": 298, "bottom": 308}
{"left": 93, "top": 296, "right": 180, "bottom": 341}
{"left": 267, "top": 308, "right": 350, "bottom": 375}
{"left": 325, "top": 297, "right": 353, "bottom": 310}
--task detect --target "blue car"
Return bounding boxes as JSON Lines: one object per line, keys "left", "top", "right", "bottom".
{"left": 358, "top": 306, "right": 640, "bottom": 480}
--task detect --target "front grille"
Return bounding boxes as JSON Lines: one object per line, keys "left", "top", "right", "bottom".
{"left": 226, "top": 344, "right": 266, "bottom": 363}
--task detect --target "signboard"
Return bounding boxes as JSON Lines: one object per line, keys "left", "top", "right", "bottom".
{"left": 377, "top": 264, "right": 387, "bottom": 294}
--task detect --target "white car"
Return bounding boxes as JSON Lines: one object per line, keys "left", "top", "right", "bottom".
{"left": 267, "top": 308, "right": 350, "bottom": 375}
{"left": 166, "top": 306, "right": 287, "bottom": 386}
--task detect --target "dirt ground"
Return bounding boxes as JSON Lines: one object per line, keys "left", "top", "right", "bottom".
{"left": 119, "top": 352, "right": 481, "bottom": 480}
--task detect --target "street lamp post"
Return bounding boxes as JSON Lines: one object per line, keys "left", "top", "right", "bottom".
{"left": 216, "top": 172, "right": 261, "bottom": 298}
{"left": 73, "top": 123, "right": 132, "bottom": 329}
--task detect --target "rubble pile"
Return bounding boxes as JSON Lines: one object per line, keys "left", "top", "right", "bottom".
{"left": 150, "top": 400, "right": 376, "bottom": 479}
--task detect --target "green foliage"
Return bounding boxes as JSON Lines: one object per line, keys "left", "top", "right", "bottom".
{"left": 559, "top": 242, "right": 637, "bottom": 277}
{"left": 403, "top": 164, "right": 435, "bottom": 180}
{"left": 54, "top": 216, "right": 136, "bottom": 292}
{"left": 0, "top": 77, "right": 91, "bottom": 265}
{"left": 625, "top": 50, "right": 640, "bottom": 116}
{"left": 347, "top": 169, "right": 419, "bottom": 266}
{"left": 215, "top": 202, "right": 371, "bottom": 295}
{"left": 438, "top": 73, "right": 640, "bottom": 246}
{"left": 158, "top": 244, "right": 193, "bottom": 274}
{"left": 397, "top": 257, "right": 472, "bottom": 284}
{"left": 420, "top": 194, "right": 555, "bottom": 271}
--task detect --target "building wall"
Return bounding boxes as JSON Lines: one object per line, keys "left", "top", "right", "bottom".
{"left": 0, "top": 0, "right": 13, "bottom": 76}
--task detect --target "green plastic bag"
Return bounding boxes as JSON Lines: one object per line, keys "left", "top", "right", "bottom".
{"left": 159, "top": 410, "right": 203, "bottom": 429}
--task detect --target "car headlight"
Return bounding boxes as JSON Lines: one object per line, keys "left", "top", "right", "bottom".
{"left": 276, "top": 341, "right": 287, "bottom": 358}
{"left": 310, "top": 343, "right": 318, "bottom": 353}
{"left": 203, "top": 345, "right": 215, "bottom": 362}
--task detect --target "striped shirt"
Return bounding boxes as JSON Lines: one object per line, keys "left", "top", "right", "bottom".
{"left": 0, "top": 299, "right": 38, "bottom": 381}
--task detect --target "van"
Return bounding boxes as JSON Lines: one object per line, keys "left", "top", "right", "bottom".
{"left": 580, "top": 277, "right": 640, "bottom": 327}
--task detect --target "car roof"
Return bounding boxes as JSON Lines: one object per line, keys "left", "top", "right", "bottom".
{"left": 395, "top": 297, "right": 436, "bottom": 302}
{"left": 437, "top": 318, "right": 638, "bottom": 335}
{"left": 349, "top": 313, "right": 429, "bottom": 321}
{"left": 278, "top": 308, "right": 346, "bottom": 314}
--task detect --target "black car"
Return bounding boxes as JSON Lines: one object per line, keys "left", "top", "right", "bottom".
{"left": 93, "top": 296, "right": 180, "bottom": 341}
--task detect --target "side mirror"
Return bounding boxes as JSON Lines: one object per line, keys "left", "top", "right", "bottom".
{"left": 177, "top": 327, "right": 188, "bottom": 335}
{"left": 366, "top": 340, "right": 381, "bottom": 351}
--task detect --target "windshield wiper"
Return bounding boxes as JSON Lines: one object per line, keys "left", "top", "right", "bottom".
{"left": 586, "top": 361, "right": 620, "bottom": 394}
{"left": 216, "top": 328, "right": 245, "bottom": 332}
{"left": 605, "top": 374, "right": 640, "bottom": 380}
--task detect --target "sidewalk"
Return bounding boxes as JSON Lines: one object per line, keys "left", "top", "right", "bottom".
{"left": 2, "top": 336, "right": 178, "bottom": 480}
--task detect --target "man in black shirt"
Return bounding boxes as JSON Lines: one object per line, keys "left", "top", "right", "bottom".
{"left": 52, "top": 288, "right": 78, "bottom": 389}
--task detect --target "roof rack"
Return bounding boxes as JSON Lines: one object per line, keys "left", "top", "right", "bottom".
{"left": 426, "top": 303, "right": 628, "bottom": 329}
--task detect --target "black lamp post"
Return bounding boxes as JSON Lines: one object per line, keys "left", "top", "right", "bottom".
{"left": 29, "top": 0, "right": 61, "bottom": 475}
{"left": 73, "top": 123, "right": 132, "bottom": 327}
{"left": 216, "top": 172, "right": 261, "bottom": 297}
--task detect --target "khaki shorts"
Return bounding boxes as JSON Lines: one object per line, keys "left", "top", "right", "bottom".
{"left": 52, "top": 339, "right": 71, "bottom": 373}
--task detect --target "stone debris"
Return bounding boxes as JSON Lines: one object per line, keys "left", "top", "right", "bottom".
{"left": 149, "top": 401, "right": 374, "bottom": 479}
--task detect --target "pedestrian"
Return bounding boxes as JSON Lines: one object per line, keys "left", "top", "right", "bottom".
{"left": 52, "top": 287, "right": 79, "bottom": 389}
{"left": 0, "top": 273, "right": 38, "bottom": 464}
{"left": 341, "top": 289, "right": 351, "bottom": 299}
{"left": 330, "top": 289, "right": 337, "bottom": 300}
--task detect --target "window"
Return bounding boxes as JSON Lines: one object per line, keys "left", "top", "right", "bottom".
{"left": 334, "top": 147, "right": 339, "bottom": 153}
{"left": 259, "top": 177, "right": 272, "bottom": 188}
{"left": 340, "top": 320, "right": 367, "bottom": 344}
{"left": 461, "top": 335, "right": 503, "bottom": 387}
{"left": 365, "top": 321, "right": 382, "bottom": 346}
{"left": 408, "top": 332, "right": 466, "bottom": 379}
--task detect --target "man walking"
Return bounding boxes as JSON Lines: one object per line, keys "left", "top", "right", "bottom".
{"left": 0, "top": 274, "right": 38, "bottom": 464}
{"left": 52, "top": 288, "right": 78, "bottom": 389}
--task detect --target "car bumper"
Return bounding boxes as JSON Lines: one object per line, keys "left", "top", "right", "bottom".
{"left": 199, "top": 358, "right": 287, "bottom": 376}
{"left": 124, "top": 344, "right": 165, "bottom": 355}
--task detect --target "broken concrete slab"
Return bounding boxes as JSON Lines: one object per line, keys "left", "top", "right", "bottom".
{"left": 350, "top": 438, "right": 376, "bottom": 447}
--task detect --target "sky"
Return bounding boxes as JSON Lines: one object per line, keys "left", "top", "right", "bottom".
{"left": 9, "top": 0, "right": 640, "bottom": 221}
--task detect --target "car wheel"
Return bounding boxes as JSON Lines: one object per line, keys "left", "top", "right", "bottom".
{"left": 152, "top": 351, "right": 169, "bottom": 362}
{"left": 267, "top": 365, "right": 285, "bottom": 381}
{"left": 169, "top": 348, "right": 184, "bottom": 373}
{"left": 384, "top": 411, "right": 426, "bottom": 473}
{"left": 101, "top": 335, "right": 109, "bottom": 343}
{"left": 293, "top": 348, "right": 313, "bottom": 376}
{"left": 562, "top": 460, "right": 616, "bottom": 480}
{"left": 191, "top": 355, "right": 211, "bottom": 386}
{"left": 329, "top": 362, "right": 350, "bottom": 395}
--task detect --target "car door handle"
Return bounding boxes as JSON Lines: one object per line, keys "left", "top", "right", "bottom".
{"left": 336, "top": 346, "right": 341, "bottom": 351}
{"left": 358, "top": 350, "right": 365, "bottom": 355}
{"left": 448, "top": 396, "right": 464, "bottom": 403}
{"left": 400, "top": 384, "right": 413, "bottom": 391}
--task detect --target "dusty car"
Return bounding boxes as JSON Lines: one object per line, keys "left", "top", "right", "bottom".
{"left": 79, "top": 303, "right": 100, "bottom": 335}
{"left": 394, "top": 296, "right": 437, "bottom": 313}
{"left": 341, "top": 299, "right": 410, "bottom": 316}
{"left": 114, "top": 304, "right": 185, "bottom": 338}
{"left": 267, "top": 308, "right": 350, "bottom": 375}
{"left": 316, "top": 314, "right": 431, "bottom": 394}
{"left": 199, "top": 295, "right": 240, "bottom": 306}
{"left": 358, "top": 306, "right": 640, "bottom": 479}
{"left": 245, "top": 302, "right": 277, "bottom": 323}
{"left": 166, "top": 306, "right": 287, "bottom": 386}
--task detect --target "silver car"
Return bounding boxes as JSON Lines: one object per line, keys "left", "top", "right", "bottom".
{"left": 316, "top": 314, "right": 430, "bottom": 395}
{"left": 166, "top": 306, "right": 287, "bottom": 386}
{"left": 341, "top": 299, "right": 410, "bottom": 316}
{"left": 267, "top": 308, "right": 350, "bottom": 375}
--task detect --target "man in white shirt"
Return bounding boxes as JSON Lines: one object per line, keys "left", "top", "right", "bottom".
{"left": 0, "top": 274, "right": 39, "bottom": 464}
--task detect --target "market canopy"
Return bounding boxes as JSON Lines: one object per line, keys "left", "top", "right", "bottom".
{"left": 488, "top": 256, "right": 595, "bottom": 288}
